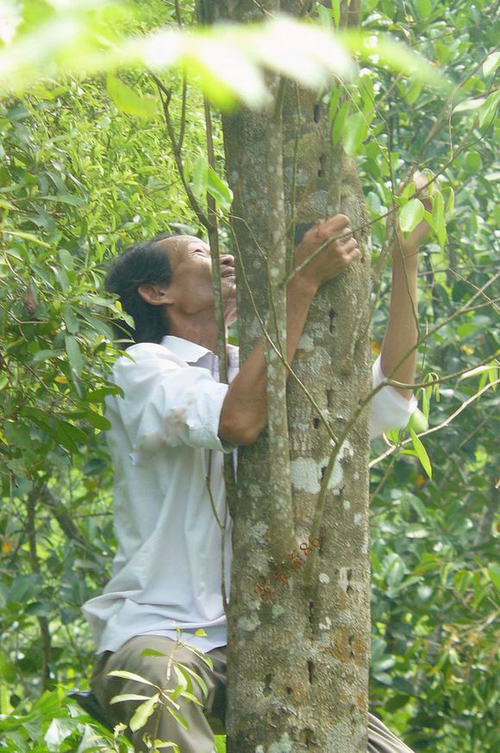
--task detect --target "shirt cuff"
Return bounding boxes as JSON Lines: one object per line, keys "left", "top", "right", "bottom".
{"left": 372, "top": 356, "right": 418, "bottom": 413}
{"left": 370, "top": 356, "right": 418, "bottom": 440}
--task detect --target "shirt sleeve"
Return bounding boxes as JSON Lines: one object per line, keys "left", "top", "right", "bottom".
{"left": 370, "top": 355, "right": 417, "bottom": 441}
{"left": 109, "top": 344, "right": 237, "bottom": 465}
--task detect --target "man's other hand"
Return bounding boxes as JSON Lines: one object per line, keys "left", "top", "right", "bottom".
{"left": 393, "top": 170, "right": 433, "bottom": 260}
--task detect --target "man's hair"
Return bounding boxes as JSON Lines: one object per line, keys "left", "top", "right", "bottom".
{"left": 104, "top": 232, "right": 179, "bottom": 348}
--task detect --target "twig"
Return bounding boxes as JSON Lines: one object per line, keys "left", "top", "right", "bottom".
{"left": 150, "top": 71, "right": 211, "bottom": 230}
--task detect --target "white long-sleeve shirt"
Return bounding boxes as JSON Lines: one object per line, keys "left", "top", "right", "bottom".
{"left": 82, "top": 335, "right": 416, "bottom": 655}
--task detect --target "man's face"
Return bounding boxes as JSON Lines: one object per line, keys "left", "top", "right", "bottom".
{"left": 160, "top": 235, "right": 237, "bottom": 325}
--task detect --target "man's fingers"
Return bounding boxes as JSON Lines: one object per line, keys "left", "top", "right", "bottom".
{"left": 342, "top": 238, "right": 358, "bottom": 253}
{"left": 339, "top": 227, "right": 354, "bottom": 242}
{"left": 319, "top": 214, "right": 350, "bottom": 235}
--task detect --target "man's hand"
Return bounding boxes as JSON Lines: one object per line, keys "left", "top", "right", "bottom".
{"left": 393, "top": 170, "right": 433, "bottom": 261}
{"left": 219, "top": 216, "right": 360, "bottom": 445}
{"left": 293, "top": 214, "right": 360, "bottom": 292}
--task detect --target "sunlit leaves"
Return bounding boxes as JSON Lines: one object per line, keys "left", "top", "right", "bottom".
{"left": 1, "top": 3, "right": 451, "bottom": 110}
{"left": 414, "top": 0, "right": 433, "bottom": 20}
{"left": 129, "top": 692, "right": 160, "bottom": 732}
{"left": 192, "top": 154, "right": 209, "bottom": 199}
{"left": 478, "top": 89, "right": 500, "bottom": 128}
{"left": 408, "top": 408, "right": 429, "bottom": 433}
{"left": 341, "top": 30, "right": 450, "bottom": 91}
{"left": 458, "top": 361, "right": 499, "bottom": 382}
{"left": 342, "top": 112, "right": 368, "bottom": 156}
{"left": 409, "top": 427, "right": 432, "bottom": 479}
{"left": 432, "top": 190, "right": 446, "bottom": 247}
{"left": 107, "top": 670, "right": 158, "bottom": 687}
{"left": 453, "top": 96, "right": 487, "bottom": 115}
{"left": 190, "top": 155, "right": 232, "bottom": 208}
{"left": 0, "top": 7, "right": 357, "bottom": 106}
{"left": 106, "top": 73, "right": 158, "bottom": 119}
{"left": 331, "top": 100, "right": 350, "bottom": 145}
{"left": 399, "top": 198, "right": 424, "bottom": 232}
{"left": 487, "top": 563, "right": 500, "bottom": 591}
{"left": 206, "top": 166, "right": 232, "bottom": 208}
{"left": 483, "top": 51, "right": 500, "bottom": 77}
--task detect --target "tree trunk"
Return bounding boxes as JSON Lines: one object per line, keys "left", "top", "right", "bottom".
{"left": 209, "top": 2, "right": 372, "bottom": 749}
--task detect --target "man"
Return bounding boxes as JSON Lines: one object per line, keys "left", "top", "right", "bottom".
{"left": 83, "top": 196, "right": 428, "bottom": 751}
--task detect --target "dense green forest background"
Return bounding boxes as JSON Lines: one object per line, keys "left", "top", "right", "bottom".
{"left": 0, "top": 1, "right": 498, "bottom": 751}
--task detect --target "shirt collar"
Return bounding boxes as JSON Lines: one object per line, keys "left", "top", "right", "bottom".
{"left": 160, "top": 335, "right": 239, "bottom": 367}
{"left": 160, "top": 335, "right": 211, "bottom": 364}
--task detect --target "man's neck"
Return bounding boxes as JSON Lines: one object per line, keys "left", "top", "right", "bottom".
{"left": 168, "top": 315, "right": 222, "bottom": 354}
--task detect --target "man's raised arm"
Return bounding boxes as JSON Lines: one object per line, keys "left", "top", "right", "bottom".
{"left": 380, "top": 171, "right": 432, "bottom": 400}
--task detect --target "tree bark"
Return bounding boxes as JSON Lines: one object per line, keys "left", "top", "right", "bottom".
{"left": 208, "top": 2, "right": 373, "bottom": 749}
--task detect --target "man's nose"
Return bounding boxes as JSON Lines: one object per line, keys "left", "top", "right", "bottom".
{"left": 220, "top": 254, "right": 235, "bottom": 267}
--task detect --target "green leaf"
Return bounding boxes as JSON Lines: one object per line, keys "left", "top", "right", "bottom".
{"left": 331, "top": 0, "right": 340, "bottom": 27}
{"left": 86, "top": 409, "right": 112, "bottom": 431}
{"left": 181, "top": 643, "right": 214, "bottom": 669}
{"left": 452, "top": 97, "right": 485, "bottom": 115}
{"left": 63, "top": 305, "right": 79, "bottom": 334}
{"left": 169, "top": 682, "right": 186, "bottom": 704}
{"left": 399, "top": 199, "right": 424, "bottom": 233}
{"left": 458, "top": 362, "right": 497, "bottom": 381}
{"left": 443, "top": 186, "right": 454, "bottom": 218}
{"left": 179, "top": 691, "right": 203, "bottom": 706}
{"left": 331, "top": 100, "right": 350, "bottom": 146}
{"left": 341, "top": 32, "right": 450, "bottom": 91}
{"left": 107, "top": 670, "right": 158, "bottom": 687}
{"left": 166, "top": 705, "right": 189, "bottom": 731}
{"left": 171, "top": 662, "right": 193, "bottom": 696}
{"left": 194, "top": 628, "right": 207, "bottom": 636}
{"left": 87, "top": 385, "right": 124, "bottom": 402}
{"left": 152, "top": 742, "right": 181, "bottom": 751}
{"left": 405, "top": 80, "right": 422, "bottom": 105}
{"left": 487, "top": 563, "right": 500, "bottom": 591}
{"left": 415, "top": 0, "right": 432, "bottom": 19}
{"left": 408, "top": 408, "right": 429, "bottom": 433}
{"left": 172, "top": 661, "right": 208, "bottom": 698}
{"left": 342, "top": 112, "right": 368, "bottom": 156}
{"left": 140, "top": 648, "right": 167, "bottom": 658}
{"left": 2, "top": 229, "right": 51, "bottom": 247}
{"left": 478, "top": 90, "right": 500, "bottom": 128}
{"left": 192, "top": 155, "right": 208, "bottom": 199}
{"left": 44, "top": 717, "right": 78, "bottom": 749}
{"left": 40, "top": 193, "right": 86, "bottom": 207}
{"left": 58, "top": 248, "right": 74, "bottom": 270}
{"left": 206, "top": 166, "right": 233, "bottom": 208}
{"left": 483, "top": 51, "right": 500, "bottom": 77}
{"left": 129, "top": 693, "right": 160, "bottom": 732}
{"left": 65, "top": 335, "right": 84, "bottom": 378}
{"left": 432, "top": 191, "right": 446, "bottom": 247}
{"left": 409, "top": 428, "right": 432, "bottom": 479}
{"left": 106, "top": 74, "right": 158, "bottom": 119}
{"left": 317, "top": 5, "right": 334, "bottom": 30}
{"left": 109, "top": 693, "right": 152, "bottom": 705}
{"left": 405, "top": 524, "right": 429, "bottom": 539}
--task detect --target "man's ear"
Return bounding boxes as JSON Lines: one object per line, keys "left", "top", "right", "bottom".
{"left": 137, "top": 283, "right": 174, "bottom": 306}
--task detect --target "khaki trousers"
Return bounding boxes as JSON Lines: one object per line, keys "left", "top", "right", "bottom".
{"left": 90, "top": 634, "right": 415, "bottom": 753}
